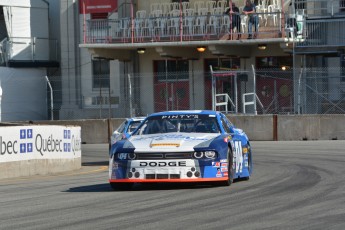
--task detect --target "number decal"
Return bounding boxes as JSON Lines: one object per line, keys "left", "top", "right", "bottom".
{"left": 234, "top": 141, "right": 243, "bottom": 173}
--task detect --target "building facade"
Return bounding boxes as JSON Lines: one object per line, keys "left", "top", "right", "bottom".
{"left": 1, "top": 0, "right": 344, "bottom": 121}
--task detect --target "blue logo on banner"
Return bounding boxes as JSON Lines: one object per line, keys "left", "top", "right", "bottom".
{"left": 64, "top": 130, "right": 71, "bottom": 139}
{"left": 20, "top": 143, "right": 26, "bottom": 153}
{"left": 19, "top": 129, "right": 34, "bottom": 153}
{"left": 27, "top": 129, "right": 33, "bottom": 138}
{"left": 63, "top": 130, "right": 71, "bottom": 152}
{"left": 27, "top": 143, "right": 33, "bottom": 152}
{"left": 20, "top": 129, "right": 26, "bottom": 139}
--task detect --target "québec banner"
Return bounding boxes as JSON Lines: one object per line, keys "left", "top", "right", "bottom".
{"left": 0, "top": 126, "right": 81, "bottom": 163}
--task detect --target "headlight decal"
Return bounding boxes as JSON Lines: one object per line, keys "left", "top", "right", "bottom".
{"left": 193, "top": 151, "right": 217, "bottom": 159}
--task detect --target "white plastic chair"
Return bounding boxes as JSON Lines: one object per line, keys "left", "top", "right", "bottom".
{"left": 241, "top": 15, "right": 248, "bottom": 33}
{"left": 198, "top": 7, "right": 209, "bottom": 16}
{"left": 136, "top": 10, "right": 146, "bottom": 19}
{"left": 154, "top": 17, "right": 168, "bottom": 39}
{"left": 265, "top": 5, "right": 278, "bottom": 26}
{"left": 182, "top": 2, "right": 190, "bottom": 11}
{"left": 217, "top": 0, "right": 227, "bottom": 12}
{"left": 206, "top": 1, "right": 216, "bottom": 11}
{"left": 150, "top": 3, "right": 161, "bottom": 13}
{"left": 149, "top": 10, "right": 162, "bottom": 18}
{"left": 194, "top": 1, "right": 205, "bottom": 13}
{"left": 171, "top": 2, "right": 180, "bottom": 11}
{"left": 183, "top": 8, "right": 195, "bottom": 17}
{"left": 161, "top": 3, "right": 171, "bottom": 16}
{"left": 142, "top": 18, "right": 154, "bottom": 38}
{"left": 183, "top": 16, "right": 195, "bottom": 38}
{"left": 193, "top": 15, "right": 207, "bottom": 35}
{"left": 220, "top": 14, "right": 230, "bottom": 35}
{"left": 206, "top": 15, "right": 219, "bottom": 35}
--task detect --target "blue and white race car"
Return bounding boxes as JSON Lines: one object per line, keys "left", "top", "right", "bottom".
{"left": 110, "top": 117, "right": 146, "bottom": 145}
{"left": 109, "top": 110, "right": 252, "bottom": 190}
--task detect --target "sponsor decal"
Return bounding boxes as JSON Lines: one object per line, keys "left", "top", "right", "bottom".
{"left": 139, "top": 161, "right": 187, "bottom": 167}
{"left": 150, "top": 143, "right": 180, "bottom": 147}
{"left": 112, "top": 162, "right": 119, "bottom": 169}
{"left": 132, "top": 134, "right": 209, "bottom": 141}
{"left": 221, "top": 163, "right": 228, "bottom": 167}
{"left": 212, "top": 162, "right": 220, "bottom": 167}
{"left": 234, "top": 141, "right": 243, "bottom": 173}
{"left": 221, "top": 167, "right": 228, "bottom": 172}
{"left": 216, "top": 168, "right": 222, "bottom": 177}
{"left": 220, "top": 159, "right": 228, "bottom": 163}
{"left": 161, "top": 115, "right": 199, "bottom": 119}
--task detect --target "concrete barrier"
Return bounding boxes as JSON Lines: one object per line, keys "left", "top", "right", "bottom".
{"left": 228, "top": 115, "right": 273, "bottom": 141}
{"left": 278, "top": 115, "right": 345, "bottom": 141}
{"left": 12, "top": 115, "right": 345, "bottom": 143}
{"left": 0, "top": 125, "right": 81, "bottom": 179}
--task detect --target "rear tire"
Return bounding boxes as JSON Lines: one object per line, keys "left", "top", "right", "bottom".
{"left": 110, "top": 182, "right": 133, "bottom": 191}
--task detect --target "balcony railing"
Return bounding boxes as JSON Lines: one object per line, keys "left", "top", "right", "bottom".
{"left": 0, "top": 37, "right": 58, "bottom": 66}
{"left": 295, "top": 18, "right": 345, "bottom": 47}
{"left": 84, "top": 11, "right": 284, "bottom": 44}
{"left": 84, "top": 0, "right": 345, "bottom": 48}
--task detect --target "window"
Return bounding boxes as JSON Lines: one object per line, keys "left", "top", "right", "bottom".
{"left": 91, "top": 13, "right": 108, "bottom": 19}
{"left": 92, "top": 59, "right": 110, "bottom": 88}
{"left": 340, "top": 0, "right": 345, "bottom": 12}
{"left": 154, "top": 60, "right": 189, "bottom": 82}
{"left": 257, "top": 56, "right": 292, "bottom": 68}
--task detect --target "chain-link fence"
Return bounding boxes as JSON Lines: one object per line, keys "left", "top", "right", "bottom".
{"left": 6, "top": 67, "right": 340, "bottom": 121}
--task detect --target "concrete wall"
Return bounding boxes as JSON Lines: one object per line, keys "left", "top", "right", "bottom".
{"left": 22, "top": 114, "right": 345, "bottom": 143}
{"left": 0, "top": 158, "right": 81, "bottom": 180}
{"left": 278, "top": 115, "right": 345, "bottom": 141}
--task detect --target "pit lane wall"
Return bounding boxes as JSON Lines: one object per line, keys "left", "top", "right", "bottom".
{"left": 30, "top": 114, "right": 345, "bottom": 143}
{"left": 0, "top": 125, "right": 81, "bottom": 179}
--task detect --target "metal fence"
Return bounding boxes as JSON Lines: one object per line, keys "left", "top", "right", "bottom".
{"left": 43, "top": 67, "right": 345, "bottom": 120}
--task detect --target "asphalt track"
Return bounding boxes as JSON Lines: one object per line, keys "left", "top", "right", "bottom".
{"left": 1, "top": 141, "right": 345, "bottom": 230}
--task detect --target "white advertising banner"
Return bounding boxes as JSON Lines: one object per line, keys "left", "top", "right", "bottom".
{"left": 0, "top": 126, "right": 81, "bottom": 163}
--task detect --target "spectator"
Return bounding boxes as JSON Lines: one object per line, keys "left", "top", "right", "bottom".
{"left": 243, "top": 0, "right": 259, "bottom": 39}
{"left": 225, "top": 2, "right": 241, "bottom": 40}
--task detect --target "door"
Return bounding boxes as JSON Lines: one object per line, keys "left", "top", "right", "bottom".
{"left": 154, "top": 60, "right": 190, "bottom": 112}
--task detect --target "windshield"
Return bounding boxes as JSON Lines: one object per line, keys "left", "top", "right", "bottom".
{"left": 128, "top": 121, "right": 143, "bottom": 133}
{"left": 133, "top": 114, "right": 220, "bottom": 135}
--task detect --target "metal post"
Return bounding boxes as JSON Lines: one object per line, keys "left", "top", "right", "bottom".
{"left": 251, "top": 64, "right": 257, "bottom": 115}
{"left": 165, "top": 59, "right": 169, "bottom": 111}
{"left": 45, "top": 76, "right": 54, "bottom": 120}
{"left": 108, "top": 73, "right": 111, "bottom": 119}
{"left": 128, "top": 74, "right": 133, "bottom": 117}
{"left": 210, "top": 65, "right": 215, "bottom": 111}
{"left": 99, "top": 63, "right": 102, "bottom": 119}
{"left": 297, "top": 68, "right": 303, "bottom": 114}
{"left": 234, "top": 73, "right": 238, "bottom": 113}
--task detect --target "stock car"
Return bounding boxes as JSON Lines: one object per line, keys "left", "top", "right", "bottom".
{"left": 110, "top": 117, "right": 146, "bottom": 145}
{"left": 109, "top": 110, "right": 252, "bottom": 190}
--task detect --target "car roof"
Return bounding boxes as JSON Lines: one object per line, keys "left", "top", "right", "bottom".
{"left": 148, "top": 110, "right": 220, "bottom": 117}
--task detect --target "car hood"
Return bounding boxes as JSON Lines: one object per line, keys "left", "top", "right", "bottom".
{"left": 128, "top": 132, "right": 219, "bottom": 152}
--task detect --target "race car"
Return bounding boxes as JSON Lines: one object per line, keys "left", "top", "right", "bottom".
{"left": 110, "top": 117, "right": 146, "bottom": 145}
{"left": 109, "top": 110, "right": 252, "bottom": 190}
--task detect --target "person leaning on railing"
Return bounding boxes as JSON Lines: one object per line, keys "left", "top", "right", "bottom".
{"left": 225, "top": 2, "right": 241, "bottom": 40}
{"left": 243, "top": 0, "right": 259, "bottom": 39}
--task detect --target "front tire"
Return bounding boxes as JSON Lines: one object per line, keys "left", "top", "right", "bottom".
{"left": 218, "top": 147, "right": 234, "bottom": 187}
{"left": 243, "top": 145, "right": 252, "bottom": 181}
